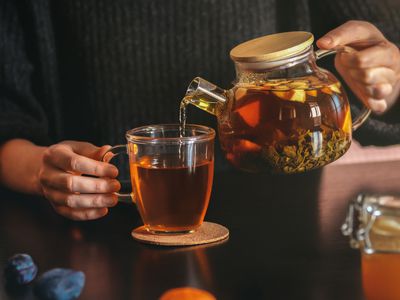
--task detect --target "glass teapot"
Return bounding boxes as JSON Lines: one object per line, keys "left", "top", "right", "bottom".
{"left": 181, "top": 31, "right": 370, "bottom": 173}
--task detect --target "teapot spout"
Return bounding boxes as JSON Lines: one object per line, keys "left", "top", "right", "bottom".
{"left": 183, "top": 77, "right": 227, "bottom": 116}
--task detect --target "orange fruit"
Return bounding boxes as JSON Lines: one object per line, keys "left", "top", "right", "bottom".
{"left": 159, "top": 287, "right": 216, "bottom": 300}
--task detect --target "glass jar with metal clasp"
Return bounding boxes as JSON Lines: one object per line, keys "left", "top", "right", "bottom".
{"left": 342, "top": 194, "right": 400, "bottom": 300}
{"left": 343, "top": 194, "right": 400, "bottom": 254}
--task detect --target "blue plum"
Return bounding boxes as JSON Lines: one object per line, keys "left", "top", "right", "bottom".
{"left": 4, "top": 253, "right": 38, "bottom": 285}
{"left": 34, "top": 268, "right": 85, "bottom": 300}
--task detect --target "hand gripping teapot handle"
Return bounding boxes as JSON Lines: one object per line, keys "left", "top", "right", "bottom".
{"left": 315, "top": 48, "right": 371, "bottom": 131}
{"left": 102, "top": 145, "right": 135, "bottom": 204}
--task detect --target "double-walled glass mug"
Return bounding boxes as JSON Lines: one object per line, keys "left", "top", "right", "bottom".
{"left": 102, "top": 124, "right": 215, "bottom": 234}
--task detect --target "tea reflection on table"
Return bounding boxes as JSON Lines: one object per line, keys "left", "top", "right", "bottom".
{"left": 67, "top": 228, "right": 223, "bottom": 299}
{"left": 131, "top": 244, "right": 221, "bottom": 300}
{"left": 67, "top": 224, "right": 226, "bottom": 299}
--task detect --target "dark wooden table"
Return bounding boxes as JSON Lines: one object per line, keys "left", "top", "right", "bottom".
{"left": 1, "top": 161, "right": 400, "bottom": 300}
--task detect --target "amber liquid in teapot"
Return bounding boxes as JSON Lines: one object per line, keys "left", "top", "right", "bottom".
{"left": 180, "top": 73, "right": 351, "bottom": 173}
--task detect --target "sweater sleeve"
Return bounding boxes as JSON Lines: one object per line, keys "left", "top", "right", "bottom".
{"left": 0, "top": 0, "right": 49, "bottom": 146}
{"left": 311, "top": 0, "right": 400, "bottom": 146}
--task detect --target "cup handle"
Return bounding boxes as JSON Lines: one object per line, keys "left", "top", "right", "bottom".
{"left": 102, "top": 145, "right": 135, "bottom": 204}
{"left": 315, "top": 48, "right": 371, "bottom": 131}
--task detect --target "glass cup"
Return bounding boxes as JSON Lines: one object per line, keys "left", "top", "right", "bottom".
{"left": 102, "top": 124, "right": 215, "bottom": 234}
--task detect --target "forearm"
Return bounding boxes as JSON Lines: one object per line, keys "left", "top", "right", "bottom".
{"left": 0, "top": 139, "right": 47, "bottom": 195}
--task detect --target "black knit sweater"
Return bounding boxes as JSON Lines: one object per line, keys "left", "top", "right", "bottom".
{"left": 0, "top": 0, "right": 399, "bottom": 155}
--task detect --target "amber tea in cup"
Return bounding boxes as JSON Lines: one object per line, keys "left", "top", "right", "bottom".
{"left": 103, "top": 124, "right": 215, "bottom": 234}
{"left": 131, "top": 154, "right": 213, "bottom": 233}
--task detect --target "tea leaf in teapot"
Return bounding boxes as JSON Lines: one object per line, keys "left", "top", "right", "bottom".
{"left": 262, "top": 128, "right": 350, "bottom": 174}
{"left": 283, "top": 145, "right": 297, "bottom": 158}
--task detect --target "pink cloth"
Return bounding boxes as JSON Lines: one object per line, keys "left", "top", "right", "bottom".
{"left": 331, "top": 140, "right": 400, "bottom": 165}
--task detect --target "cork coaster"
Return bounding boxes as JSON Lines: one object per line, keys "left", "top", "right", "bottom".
{"left": 131, "top": 222, "right": 229, "bottom": 246}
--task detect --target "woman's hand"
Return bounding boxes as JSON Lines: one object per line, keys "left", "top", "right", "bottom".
{"left": 38, "top": 141, "right": 120, "bottom": 220}
{"left": 0, "top": 139, "right": 120, "bottom": 221}
{"left": 317, "top": 20, "right": 400, "bottom": 113}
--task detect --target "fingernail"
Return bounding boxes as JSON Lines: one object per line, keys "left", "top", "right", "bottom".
{"left": 110, "top": 166, "right": 119, "bottom": 177}
{"left": 368, "top": 99, "right": 387, "bottom": 114}
{"left": 380, "top": 83, "right": 393, "bottom": 96}
{"left": 111, "top": 180, "right": 121, "bottom": 191}
{"left": 106, "top": 196, "right": 117, "bottom": 206}
{"left": 319, "top": 36, "right": 333, "bottom": 46}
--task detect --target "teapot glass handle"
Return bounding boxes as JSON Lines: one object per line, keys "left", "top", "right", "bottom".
{"left": 315, "top": 48, "right": 371, "bottom": 131}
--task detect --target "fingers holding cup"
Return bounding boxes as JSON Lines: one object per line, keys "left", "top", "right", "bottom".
{"left": 43, "top": 144, "right": 118, "bottom": 177}
{"left": 42, "top": 187, "right": 118, "bottom": 209}
{"left": 54, "top": 206, "right": 110, "bottom": 221}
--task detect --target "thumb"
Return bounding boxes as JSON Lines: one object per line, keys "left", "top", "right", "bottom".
{"left": 62, "top": 141, "right": 110, "bottom": 161}
{"left": 316, "top": 21, "right": 383, "bottom": 50}
{"left": 94, "top": 145, "right": 113, "bottom": 161}
{"left": 316, "top": 34, "right": 335, "bottom": 50}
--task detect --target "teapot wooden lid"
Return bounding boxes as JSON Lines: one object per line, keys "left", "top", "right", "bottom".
{"left": 230, "top": 31, "right": 314, "bottom": 63}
